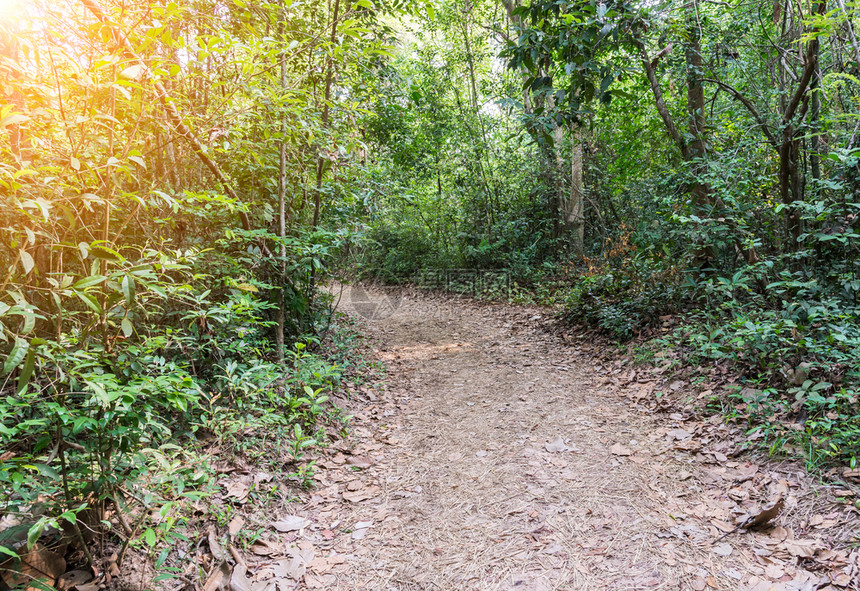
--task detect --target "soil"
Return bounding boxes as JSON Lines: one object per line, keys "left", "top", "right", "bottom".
{"left": 258, "top": 286, "right": 860, "bottom": 591}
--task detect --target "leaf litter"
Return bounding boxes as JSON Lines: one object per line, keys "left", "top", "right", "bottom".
{"left": 287, "top": 286, "right": 860, "bottom": 590}
{"left": 159, "top": 285, "right": 859, "bottom": 591}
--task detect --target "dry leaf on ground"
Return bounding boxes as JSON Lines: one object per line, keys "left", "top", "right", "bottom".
{"left": 273, "top": 515, "right": 310, "bottom": 532}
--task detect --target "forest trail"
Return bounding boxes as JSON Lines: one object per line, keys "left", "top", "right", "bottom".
{"left": 292, "top": 286, "right": 858, "bottom": 591}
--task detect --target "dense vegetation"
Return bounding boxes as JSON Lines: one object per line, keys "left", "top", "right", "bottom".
{"left": 2, "top": 0, "right": 860, "bottom": 582}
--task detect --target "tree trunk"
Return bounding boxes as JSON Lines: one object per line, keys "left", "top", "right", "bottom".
{"left": 685, "top": 0, "right": 710, "bottom": 208}
{"left": 561, "top": 126, "right": 585, "bottom": 254}
{"left": 313, "top": 0, "right": 341, "bottom": 231}
{"left": 276, "top": 0, "right": 288, "bottom": 359}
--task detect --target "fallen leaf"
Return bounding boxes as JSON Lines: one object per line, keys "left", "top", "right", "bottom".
{"left": 304, "top": 573, "right": 337, "bottom": 588}
{"left": 2, "top": 545, "right": 66, "bottom": 590}
{"left": 691, "top": 577, "right": 707, "bottom": 591}
{"left": 712, "top": 543, "right": 733, "bottom": 556}
{"left": 57, "top": 570, "right": 93, "bottom": 591}
{"left": 610, "top": 443, "right": 631, "bottom": 456}
{"left": 230, "top": 566, "right": 252, "bottom": 591}
{"left": 742, "top": 498, "right": 784, "bottom": 530}
{"left": 346, "top": 456, "right": 372, "bottom": 469}
{"left": 208, "top": 525, "right": 228, "bottom": 561}
{"left": 249, "top": 539, "right": 279, "bottom": 556}
{"left": 343, "top": 485, "right": 380, "bottom": 503}
{"left": 229, "top": 516, "right": 245, "bottom": 536}
{"left": 203, "top": 562, "right": 231, "bottom": 591}
{"left": 666, "top": 428, "right": 692, "bottom": 440}
{"left": 274, "top": 515, "right": 310, "bottom": 532}
{"left": 545, "top": 437, "right": 567, "bottom": 453}
{"left": 224, "top": 479, "right": 250, "bottom": 501}
{"left": 274, "top": 556, "right": 306, "bottom": 580}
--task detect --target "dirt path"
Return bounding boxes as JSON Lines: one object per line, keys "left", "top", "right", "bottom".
{"left": 286, "top": 287, "right": 858, "bottom": 591}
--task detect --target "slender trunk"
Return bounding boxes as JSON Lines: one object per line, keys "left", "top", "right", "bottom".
{"left": 313, "top": 0, "right": 341, "bottom": 231}
{"left": 778, "top": 0, "right": 825, "bottom": 246}
{"left": 565, "top": 126, "right": 585, "bottom": 254}
{"left": 551, "top": 120, "right": 565, "bottom": 239}
{"left": 462, "top": 9, "right": 479, "bottom": 110}
{"left": 810, "top": 63, "right": 821, "bottom": 194}
{"left": 163, "top": 108, "right": 179, "bottom": 188}
{"left": 276, "top": 0, "right": 288, "bottom": 359}
{"left": 685, "top": 0, "right": 710, "bottom": 208}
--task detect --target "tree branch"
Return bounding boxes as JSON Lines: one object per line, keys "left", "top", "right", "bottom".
{"left": 633, "top": 38, "right": 689, "bottom": 159}
{"left": 783, "top": 0, "right": 826, "bottom": 124}
{"left": 703, "top": 77, "right": 778, "bottom": 148}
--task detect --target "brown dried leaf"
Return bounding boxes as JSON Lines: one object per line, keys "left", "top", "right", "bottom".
{"left": 56, "top": 569, "right": 93, "bottom": 591}
{"left": 343, "top": 485, "right": 380, "bottom": 503}
{"left": 346, "top": 456, "right": 372, "bottom": 469}
{"left": 666, "top": 428, "right": 692, "bottom": 441}
{"left": 224, "top": 479, "right": 251, "bottom": 501}
{"left": 208, "top": 525, "right": 228, "bottom": 561}
{"left": 1, "top": 544, "right": 66, "bottom": 590}
{"left": 249, "top": 539, "right": 280, "bottom": 556}
{"left": 230, "top": 566, "right": 252, "bottom": 591}
{"left": 273, "top": 515, "right": 310, "bottom": 532}
{"left": 742, "top": 498, "right": 784, "bottom": 530}
{"left": 203, "top": 562, "right": 231, "bottom": 591}
{"left": 229, "top": 516, "right": 245, "bottom": 537}
{"left": 610, "top": 443, "right": 631, "bottom": 456}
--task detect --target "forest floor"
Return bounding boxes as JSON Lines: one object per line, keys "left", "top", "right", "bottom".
{"left": 242, "top": 285, "right": 860, "bottom": 591}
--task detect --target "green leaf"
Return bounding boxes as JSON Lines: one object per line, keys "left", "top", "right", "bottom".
{"left": 75, "top": 292, "right": 103, "bottom": 315}
{"left": 73, "top": 275, "right": 106, "bottom": 290}
{"left": 121, "top": 317, "right": 133, "bottom": 337}
{"left": 19, "top": 249, "right": 34, "bottom": 275}
{"left": 0, "top": 545, "right": 17, "bottom": 558}
{"left": 26, "top": 520, "right": 47, "bottom": 550}
{"left": 4, "top": 337, "right": 29, "bottom": 374}
{"left": 144, "top": 528, "right": 157, "bottom": 547}
{"left": 33, "top": 463, "right": 59, "bottom": 479}
{"left": 15, "top": 348, "right": 35, "bottom": 395}
{"left": 89, "top": 245, "right": 123, "bottom": 262}
{"left": 122, "top": 274, "right": 136, "bottom": 305}
{"left": 128, "top": 155, "right": 146, "bottom": 169}
{"left": 119, "top": 64, "right": 143, "bottom": 80}
{"left": 1, "top": 113, "right": 30, "bottom": 128}
{"left": 20, "top": 309, "right": 36, "bottom": 334}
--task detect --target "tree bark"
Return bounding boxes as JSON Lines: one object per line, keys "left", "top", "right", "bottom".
{"left": 685, "top": 0, "right": 710, "bottom": 208}
{"left": 313, "top": 0, "right": 341, "bottom": 231}
{"left": 564, "top": 126, "right": 585, "bottom": 254}
{"left": 276, "top": 0, "right": 288, "bottom": 359}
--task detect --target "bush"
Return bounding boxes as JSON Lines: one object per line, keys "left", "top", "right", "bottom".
{"left": 563, "top": 232, "right": 683, "bottom": 340}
